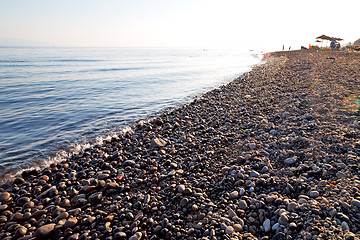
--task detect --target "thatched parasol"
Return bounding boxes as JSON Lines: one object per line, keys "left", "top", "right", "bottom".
{"left": 316, "top": 34, "right": 336, "bottom": 42}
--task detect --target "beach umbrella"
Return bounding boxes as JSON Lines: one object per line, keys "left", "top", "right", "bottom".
{"left": 316, "top": 35, "right": 338, "bottom": 48}
{"left": 316, "top": 34, "right": 336, "bottom": 42}
{"left": 316, "top": 35, "right": 330, "bottom": 48}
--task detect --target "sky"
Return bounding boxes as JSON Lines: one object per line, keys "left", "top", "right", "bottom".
{"left": 0, "top": 0, "right": 359, "bottom": 51}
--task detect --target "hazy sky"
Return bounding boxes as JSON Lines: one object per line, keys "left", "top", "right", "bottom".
{"left": 0, "top": 0, "right": 358, "bottom": 51}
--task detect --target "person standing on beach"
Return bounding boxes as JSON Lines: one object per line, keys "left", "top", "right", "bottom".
{"left": 330, "top": 41, "right": 335, "bottom": 50}
{"left": 289, "top": 46, "right": 291, "bottom": 51}
{"left": 282, "top": 44, "right": 284, "bottom": 51}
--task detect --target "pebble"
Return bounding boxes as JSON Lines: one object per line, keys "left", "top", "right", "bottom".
{"left": 266, "top": 194, "right": 278, "bottom": 203}
{"left": 0, "top": 192, "right": 10, "bottom": 202}
{"left": 64, "top": 217, "right": 78, "bottom": 228}
{"left": 55, "top": 211, "right": 69, "bottom": 221}
{"left": 151, "top": 137, "right": 166, "bottom": 148}
{"left": 238, "top": 200, "right": 248, "bottom": 209}
{"left": 278, "top": 214, "right": 288, "bottom": 225}
{"left": 33, "top": 223, "right": 56, "bottom": 239}
{"left": 15, "top": 226, "right": 27, "bottom": 238}
{"left": 225, "top": 226, "right": 234, "bottom": 235}
{"left": 263, "top": 218, "right": 271, "bottom": 232}
{"left": 68, "top": 233, "right": 79, "bottom": 240}
{"left": 229, "top": 190, "right": 239, "bottom": 199}
{"left": 180, "top": 198, "right": 189, "bottom": 207}
{"left": 284, "top": 157, "right": 296, "bottom": 164}
{"left": 272, "top": 232, "right": 286, "bottom": 240}
{"left": 250, "top": 170, "right": 260, "bottom": 177}
{"left": 351, "top": 199, "right": 360, "bottom": 208}
{"left": 309, "top": 190, "right": 319, "bottom": 198}
{"left": 341, "top": 221, "right": 350, "bottom": 231}
{"left": 114, "top": 232, "right": 127, "bottom": 240}
{"left": 287, "top": 202, "right": 297, "bottom": 211}
{"left": 177, "top": 184, "right": 185, "bottom": 193}
{"left": 129, "top": 232, "right": 142, "bottom": 240}
{"left": 289, "top": 222, "right": 297, "bottom": 230}
{"left": 272, "top": 222, "right": 280, "bottom": 231}
{"left": 88, "top": 192, "right": 102, "bottom": 204}
{"left": 228, "top": 209, "right": 237, "bottom": 218}
{"left": 233, "top": 224, "right": 243, "bottom": 232}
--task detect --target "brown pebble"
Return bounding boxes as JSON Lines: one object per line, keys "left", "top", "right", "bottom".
{"left": 10, "top": 212, "right": 23, "bottom": 221}
{"left": 33, "top": 223, "right": 56, "bottom": 239}
{"left": 32, "top": 210, "right": 47, "bottom": 220}
{"left": 68, "top": 233, "right": 79, "bottom": 240}
{"left": 55, "top": 212, "right": 69, "bottom": 221}
{"left": 0, "top": 204, "right": 8, "bottom": 210}
{"left": 13, "top": 177, "right": 25, "bottom": 184}
{"left": 105, "top": 182, "right": 119, "bottom": 189}
{"left": 233, "top": 223, "right": 243, "bottom": 232}
{"left": 151, "top": 137, "right": 166, "bottom": 149}
{"left": 64, "top": 217, "right": 78, "bottom": 228}
{"left": 116, "top": 173, "right": 125, "bottom": 181}
{"left": 15, "top": 226, "right": 27, "bottom": 238}
{"left": 41, "top": 175, "right": 49, "bottom": 182}
{"left": 105, "top": 215, "right": 114, "bottom": 222}
{"left": 0, "top": 192, "right": 10, "bottom": 202}
{"left": 149, "top": 166, "right": 158, "bottom": 173}
{"left": 129, "top": 232, "right": 142, "bottom": 240}
{"left": 225, "top": 226, "right": 234, "bottom": 235}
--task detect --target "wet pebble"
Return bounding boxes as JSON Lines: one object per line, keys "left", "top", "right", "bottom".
{"left": 33, "top": 223, "right": 56, "bottom": 239}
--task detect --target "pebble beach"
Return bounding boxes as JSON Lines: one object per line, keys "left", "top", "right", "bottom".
{"left": 0, "top": 50, "right": 359, "bottom": 240}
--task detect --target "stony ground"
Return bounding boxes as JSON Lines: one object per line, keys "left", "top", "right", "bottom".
{"left": 0, "top": 50, "right": 359, "bottom": 240}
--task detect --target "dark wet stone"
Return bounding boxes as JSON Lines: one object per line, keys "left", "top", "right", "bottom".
{"left": 21, "top": 169, "right": 39, "bottom": 178}
{"left": 39, "top": 186, "right": 58, "bottom": 198}
{"left": 351, "top": 199, "right": 360, "bottom": 208}
{"left": 15, "top": 226, "right": 27, "bottom": 238}
{"left": 0, "top": 192, "right": 11, "bottom": 202}
{"left": 114, "top": 232, "right": 127, "bottom": 240}
{"left": 123, "top": 160, "right": 136, "bottom": 167}
{"left": 13, "top": 177, "right": 25, "bottom": 184}
{"left": 238, "top": 200, "right": 248, "bottom": 209}
{"left": 129, "top": 232, "right": 142, "bottom": 240}
{"left": 272, "top": 232, "right": 286, "bottom": 240}
{"left": 88, "top": 192, "right": 102, "bottom": 204}
{"left": 154, "top": 119, "right": 164, "bottom": 126}
{"left": 180, "top": 197, "right": 189, "bottom": 207}
{"left": 32, "top": 210, "right": 47, "bottom": 220}
{"left": 64, "top": 217, "right": 78, "bottom": 228}
{"left": 33, "top": 223, "right": 56, "bottom": 239}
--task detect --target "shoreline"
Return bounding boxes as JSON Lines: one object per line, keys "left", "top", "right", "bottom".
{"left": 1, "top": 50, "right": 359, "bottom": 239}
{"left": 0, "top": 47, "right": 260, "bottom": 179}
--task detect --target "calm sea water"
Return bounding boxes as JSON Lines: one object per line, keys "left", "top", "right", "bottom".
{"left": 0, "top": 47, "right": 260, "bottom": 176}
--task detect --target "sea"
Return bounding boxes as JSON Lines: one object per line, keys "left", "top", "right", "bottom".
{"left": 0, "top": 47, "right": 261, "bottom": 177}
